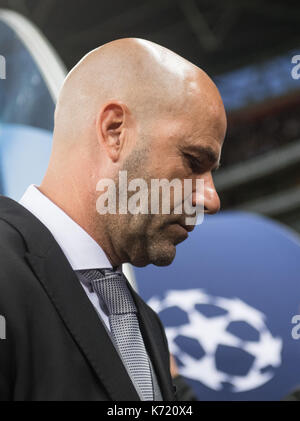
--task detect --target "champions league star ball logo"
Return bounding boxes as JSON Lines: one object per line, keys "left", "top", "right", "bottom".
{"left": 148, "top": 289, "right": 283, "bottom": 393}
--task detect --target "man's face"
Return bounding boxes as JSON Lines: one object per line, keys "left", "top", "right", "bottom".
{"left": 106, "top": 95, "right": 227, "bottom": 267}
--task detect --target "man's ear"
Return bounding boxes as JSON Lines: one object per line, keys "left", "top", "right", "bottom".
{"left": 97, "top": 102, "right": 127, "bottom": 162}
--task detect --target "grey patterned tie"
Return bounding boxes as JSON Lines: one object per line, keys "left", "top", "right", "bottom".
{"left": 80, "top": 268, "right": 154, "bottom": 401}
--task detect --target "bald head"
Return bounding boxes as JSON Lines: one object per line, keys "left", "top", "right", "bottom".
{"left": 53, "top": 38, "right": 224, "bottom": 149}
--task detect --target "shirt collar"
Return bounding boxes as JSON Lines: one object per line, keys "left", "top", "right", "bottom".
{"left": 19, "top": 184, "right": 113, "bottom": 271}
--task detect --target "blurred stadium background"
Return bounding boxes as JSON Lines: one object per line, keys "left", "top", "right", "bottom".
{"left": 0, "top": 0, "right": 300, "bottom": 232}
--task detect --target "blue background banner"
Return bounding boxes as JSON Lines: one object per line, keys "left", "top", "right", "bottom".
{"left": 135, "top": 212, "right": 300, "bottom": 400}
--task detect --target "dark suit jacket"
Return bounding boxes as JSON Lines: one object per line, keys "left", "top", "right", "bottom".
{"left": 0, "top": 196, "right": 176, "bottom": 401}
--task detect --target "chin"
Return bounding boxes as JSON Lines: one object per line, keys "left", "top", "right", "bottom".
{"left": 130, "top": 250, "right": 175, "bottom": 268}
{"left": 129, "top": 238, "right": 177, "bottom": 267}
{"left": 149, "top": 244, "right": 176, "bottom": 267}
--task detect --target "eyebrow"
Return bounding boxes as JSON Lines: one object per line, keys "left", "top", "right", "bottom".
{"left": 182, "top": 145, "right": 221, "bottom": 171}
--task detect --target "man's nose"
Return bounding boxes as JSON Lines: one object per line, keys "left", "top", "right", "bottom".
{"left": 192, "top": 172, "right": 220, "bottom": 215}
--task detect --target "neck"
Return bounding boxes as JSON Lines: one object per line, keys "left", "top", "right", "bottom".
{"left": 39, "top": 174, "right": 122, "bottom": 267}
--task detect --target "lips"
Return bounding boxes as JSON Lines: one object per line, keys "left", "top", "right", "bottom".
{"left": 166, "top": 218, "right": 196, "bottom": 234}
{"left": 178, "top": 221, "right": 195, "bottom": 233}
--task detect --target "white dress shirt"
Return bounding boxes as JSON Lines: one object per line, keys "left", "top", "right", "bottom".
{"left": 19, "top": 184, "right": 113, "bottom": 330}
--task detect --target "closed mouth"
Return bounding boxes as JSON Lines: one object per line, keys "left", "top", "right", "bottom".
{"left": 178, "top": 222, "right": 194, "bottom": 233}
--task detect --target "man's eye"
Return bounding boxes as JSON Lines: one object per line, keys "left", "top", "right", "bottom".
{"left": 183, "top": 153, "right": 205, "bottom": 173}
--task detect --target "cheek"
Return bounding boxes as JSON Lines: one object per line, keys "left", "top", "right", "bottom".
{"left": 148, "top": 143, "right": 183, "bottom": 177}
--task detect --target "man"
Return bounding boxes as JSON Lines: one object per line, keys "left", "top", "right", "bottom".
{"left": 0, "top": 38, "right": 226, "bottom": 401}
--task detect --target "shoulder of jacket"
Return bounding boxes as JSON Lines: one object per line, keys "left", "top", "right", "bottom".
{"left": 0, "top": 218, "right": 27, "bottom": 255}
{"left": 0, "top": 218, "right": 31, "bottom": 292}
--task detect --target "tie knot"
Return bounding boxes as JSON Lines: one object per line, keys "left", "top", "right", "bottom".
{"left": 79, "top": 269, "right": 137, "bottom": 315}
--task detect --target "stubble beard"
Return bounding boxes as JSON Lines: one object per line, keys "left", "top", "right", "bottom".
{"left": 105, "top": 139, "right": 178, "bottom": 267}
